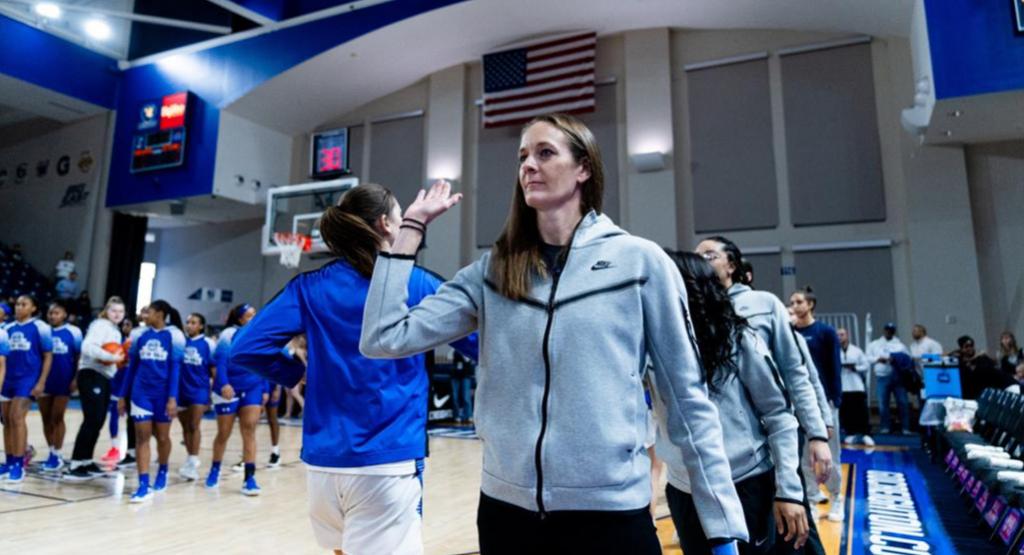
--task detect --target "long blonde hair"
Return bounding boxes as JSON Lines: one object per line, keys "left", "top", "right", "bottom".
{"left": 489, "top": 113, "right": 605, "bottom": 300}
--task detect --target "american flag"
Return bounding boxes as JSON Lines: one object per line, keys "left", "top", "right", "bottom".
{"left": 482, "top": 31, "right": 597, "bottom": 128}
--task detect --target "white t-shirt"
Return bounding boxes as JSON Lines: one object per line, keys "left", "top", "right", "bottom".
{"left": 910, "top": 337, "right": 944, "bottom": 359}
{"left": 840, "top": 343, "right": 870, "bottom": 393}
{"left": 866, "top": 337, "right": 908, "bottom": 378}
{"left": 55, "top": 259, "right": 75, "bottom": 280}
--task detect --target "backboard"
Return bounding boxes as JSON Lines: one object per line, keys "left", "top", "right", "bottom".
{"left": 262, "top": 177, "right": 359, "bottom": 256}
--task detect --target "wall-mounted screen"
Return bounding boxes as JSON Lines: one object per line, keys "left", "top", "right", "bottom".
{"left": 311, "top": 128, "right": 349, "bottom": 179}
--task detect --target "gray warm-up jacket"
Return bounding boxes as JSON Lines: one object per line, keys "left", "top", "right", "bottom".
{"left": 653, "top": 329, "right": 803, "bottom": 504}
{"left": 728, "top": 284, "right": 829, "bottom": 440}
{"left": 361, "top": 212, "right": 748, "bottom": 541}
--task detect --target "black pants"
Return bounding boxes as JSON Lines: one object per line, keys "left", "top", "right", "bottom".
{"left": 477, "top": 493, "right": 661, "bottom": 555}
{"left": 774, "top": 434, "right": 825, "bottom": 555}
{"left": 840, "top": 392, "right": 870, "bottom": 436}
{"left": 666, "top": 470, "right": 775, "bottom": 555}
{"left": 71, "top": 369, "right": 111, "bottom": 462}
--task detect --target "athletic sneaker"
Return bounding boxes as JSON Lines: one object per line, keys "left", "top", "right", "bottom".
{"left": 232, "top": 460, "right": 244, "bottom": 473}
{"left": 63, "top": 465, "right": 95, "bottom": 482}
{"left": 0, "top": 463, "right": 9, "bottom": 481}
{"left": 178, "top": 461, "right": 199, "bottom": 481}
{"left": 241, "top": 476, "right": 261, "bottom": 496}
{"left": 84, "top": 462, "right": 108, "bottom": 476}
{"left": 117, "top": 454, "right": 137, "bottom": 469}
{"left": 43, "top": 452, "right": 64, "bottom": 472}
{"left": 809, "top": 490, "right": 827, "bottom": 504}
{"left": 129, "top": 484, "right": 153, "bottom": 504}
{"left": 827, "top": 496, "right": 845, "bottom": 522}
{"left": 101, "top": 447, "right": 121, "bottom": 463}
{"left": 862, "top": 435, "right": 876, "bottom": 446}
{"left": 25, "top": 445, "right": 35, "bottom": 465}
{"left": 205, "top": 467, "right": 220, "bottom": 489}
{"left": 843, "top": 435, "right": 855, "bottom": 445}
{"left": 267, "top": 452, "right": 281, "bottom": 468}
{"left": 153, "top": 470, "right": 168, "bottom": 492}
{"left": 6, "top": 464, "right": 24, "bottom": 484}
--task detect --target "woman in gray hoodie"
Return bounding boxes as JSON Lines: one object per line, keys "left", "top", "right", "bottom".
{"left": 655, "top": 252, "right": 807, "bottom": 555}
{"left": 361, "top": 114, "right": 746, "bottom": 554}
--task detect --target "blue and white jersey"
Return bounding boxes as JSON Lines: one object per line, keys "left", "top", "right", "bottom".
{"left": 122, "top": 325, "right": 186, "bottom": 400}
{"left": 5, "top": 318, "right": 53, "bottom": 380}
{"left": 50, "top": 324, "right": 83, "bottom": 379}
{"left": 214, "top": 326, "right": 262, "bottom": 391}
{"left": 0, "top": 327, "right": 9, "bottom": 357}
{"left": 230, "top": 259, "right": 478, "bottom": 469}
{"left": 181, "top": 335, "right": 214, "bottom": 395}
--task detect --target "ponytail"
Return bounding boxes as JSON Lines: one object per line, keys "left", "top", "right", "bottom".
{"left": 226, "top": 303, "right": 253, "bottom": 328}
{"left": 149, "top": 299, "right": 183, "bottom": 330}
{"left": 796, "top": 285, "right": 817, "bottom": 312}
{"left": 318, "top": 182, "right": 396, "bottom": 278}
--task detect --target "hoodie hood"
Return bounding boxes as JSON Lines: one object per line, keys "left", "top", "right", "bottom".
{"left": 571, "top": 210, "right": 627, "bottom": 248}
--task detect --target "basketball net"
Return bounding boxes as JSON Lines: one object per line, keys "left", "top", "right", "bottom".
{"left": 273, "top": 232, "right": 312, "bottom": 268}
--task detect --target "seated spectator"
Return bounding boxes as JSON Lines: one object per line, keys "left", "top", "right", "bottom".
{"left": 54, "top": 251, "right": 75, "bottom": 281}
{"left": 55, "top": 271, "right": 81, "bottom": 300}
{"left": 999, "top": 331, "right": 1023, "bottom": 375}
{"left": 955, "top": 335, "right": 1013, "bottom": 400}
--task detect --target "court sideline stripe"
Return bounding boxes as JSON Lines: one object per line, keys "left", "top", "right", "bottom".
{"left": 0, "top": 501, "right": 67, "bottom": 514}
{"left": 842, "top": 462, "right": 856, "bottom": 555}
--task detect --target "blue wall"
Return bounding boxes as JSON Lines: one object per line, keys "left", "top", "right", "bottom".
{"left": 925, "top": 0, "right": 1024, "bottom": 99}
{"left": 105, "top": 0, "right": 465, "bottom": 207}
{"left": 0, "top": 15, "right": 119, "bottom": 109}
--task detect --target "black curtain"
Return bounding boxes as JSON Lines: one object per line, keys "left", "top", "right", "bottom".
{"left": 105, "top": 212, "right": 148, "bottom": 317}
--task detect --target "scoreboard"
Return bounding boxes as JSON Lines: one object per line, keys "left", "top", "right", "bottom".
{"left": 311, "top": 127, "right": 348, "bottom": 179}
{"left": 131, "top": 92, "right": 189, "bottom": 173}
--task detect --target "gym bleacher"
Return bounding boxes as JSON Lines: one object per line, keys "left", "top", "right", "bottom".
{"left": 0, "top": 243, "right": 54, "bottom": 312}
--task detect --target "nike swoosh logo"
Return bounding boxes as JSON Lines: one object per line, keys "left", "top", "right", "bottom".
{"left": 591, "top": 260, "right": 613, "bottom": 270}
{"left": 433, "top": 394, "right": 450, "bottom": 408}
{"left": 755, "top": 537, "right": 768, "bottom": 546}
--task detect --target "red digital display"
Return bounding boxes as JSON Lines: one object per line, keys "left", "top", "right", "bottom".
{"left": 318, "top": 146, "right": 344, "bottom": 173}
{"left": 311, "top": 128, "right": 348, "bottom": 178}
{"left": 160, "top": 92, "right": 188, "bottom": 130}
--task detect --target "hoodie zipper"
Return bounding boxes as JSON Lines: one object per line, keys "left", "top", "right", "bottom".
{"left": 536, "top": 261, "right": 562, "bottom": 519}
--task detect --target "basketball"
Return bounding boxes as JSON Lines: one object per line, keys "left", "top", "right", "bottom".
{"left": 102, "top": 341, "right": 126, "bottom": 367}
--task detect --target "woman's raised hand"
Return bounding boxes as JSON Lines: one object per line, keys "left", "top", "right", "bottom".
{"left": 403, "top": 180, "right": 463, "bottom": 225}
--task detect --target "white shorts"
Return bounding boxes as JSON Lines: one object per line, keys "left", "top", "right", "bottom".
{"left": 307, "top": 469, "right": 423, "bottom": 555}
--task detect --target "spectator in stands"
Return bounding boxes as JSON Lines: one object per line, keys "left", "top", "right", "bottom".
{"left": 909, "top": 324, "right": 943, "bottom": 363}
{"left": 838, "top": 327, "right": 872, "bottom": 446}
{"left": 955, "top": 335, "right": 1012, "bottom": 400}
{"left": 866, "top": 323, "right": 910, "bottom": 434}
{"left": 0, "top": 302, "right": 9, "bottom": 324}
{"left": 74, "top": 290, "right": 93, "bottom": 327}
{"left": 999, "top": 332, "right": 1023, "bottom": 375}
{"left": 55, "top": 271, "right": 80, "bottom": 300}
{"left": 54, "top": 251, "right": 75, "bottom": 282}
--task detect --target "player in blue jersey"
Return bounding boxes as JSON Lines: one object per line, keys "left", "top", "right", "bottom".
{"left": 0, "top": 327, "right": 8, "bottom": 468}
{"left": 177, "top": 313, "right": 214, "bottom": 481}
{"left": 1, "top": 295, "right": 53, "bottom": 483}
{"left": 39, "top": 300, "right": 82, "bottom": 471}
{"left": 230, "top": 183, "right": 477, "bottom": 554}
{"left": 107, "top": 312, "right": 143, "bottom": 467}
{"left": 118, "top": 300, "right": 185, "bottom": 503}
{"left": 205, "top": 303, "right": 263, "bottom": 495}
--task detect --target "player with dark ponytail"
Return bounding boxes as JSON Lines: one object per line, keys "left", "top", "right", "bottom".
{"left": 118, "top": 300, "right": 185, "bottom": 503}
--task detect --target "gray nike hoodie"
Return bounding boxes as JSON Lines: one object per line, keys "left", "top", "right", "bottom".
{"left": 361, "top": 211, "right": 748, "bottom": 541}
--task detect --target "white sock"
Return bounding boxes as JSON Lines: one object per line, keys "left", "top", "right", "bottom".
{"left": 49, "top": 446, "right": 58, "bottom": 456}
{"left": 127, "top": 449, "right": 136, "bottom": 457}
{"left": 271, "top": 446, "right": 280, "bottom": 456}
{"left": 189, "top": 455, "right": 200, "bottom": 466}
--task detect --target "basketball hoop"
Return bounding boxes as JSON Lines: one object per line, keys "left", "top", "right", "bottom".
{"left": 273, "top": 232, "right": 312, "bottom": 268}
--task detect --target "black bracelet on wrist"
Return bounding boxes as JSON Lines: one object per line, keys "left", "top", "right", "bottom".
{"left": 399, "top": 223, "right": 425, "bottom": 234}
{"left": 402, "top": 216, "right": 426, "bottom": 227}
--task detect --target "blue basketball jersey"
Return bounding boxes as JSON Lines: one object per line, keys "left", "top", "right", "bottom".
{"left": 181, "top": 335, "right": 214, "bottom": 395}
{"left": 4, "top": 318, "right": 53, "bottom": 380}
{"left": 50, "top": 324, "right": 83, "bottom": 381}
{"left": 124, "top": 326, "right": 186, "bottom": 399}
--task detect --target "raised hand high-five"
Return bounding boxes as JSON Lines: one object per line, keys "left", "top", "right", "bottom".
{"left": 390, "top": 180, "right": 463, "bottom": 256}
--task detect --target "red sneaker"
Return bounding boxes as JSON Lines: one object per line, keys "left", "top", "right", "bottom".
{"left": 101, "top": 447, "right": 121, "bottom": 462}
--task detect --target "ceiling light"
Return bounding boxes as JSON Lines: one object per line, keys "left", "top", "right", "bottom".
{"left": 34, "top": 2, "right": 61, "bottom": 19}
{"left": 83, "top": 18, "right": 111, "bottom": 41}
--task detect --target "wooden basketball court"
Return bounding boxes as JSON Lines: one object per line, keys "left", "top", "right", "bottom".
{"left": 0, "top": 408, "right": 848, "bottom": 554}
